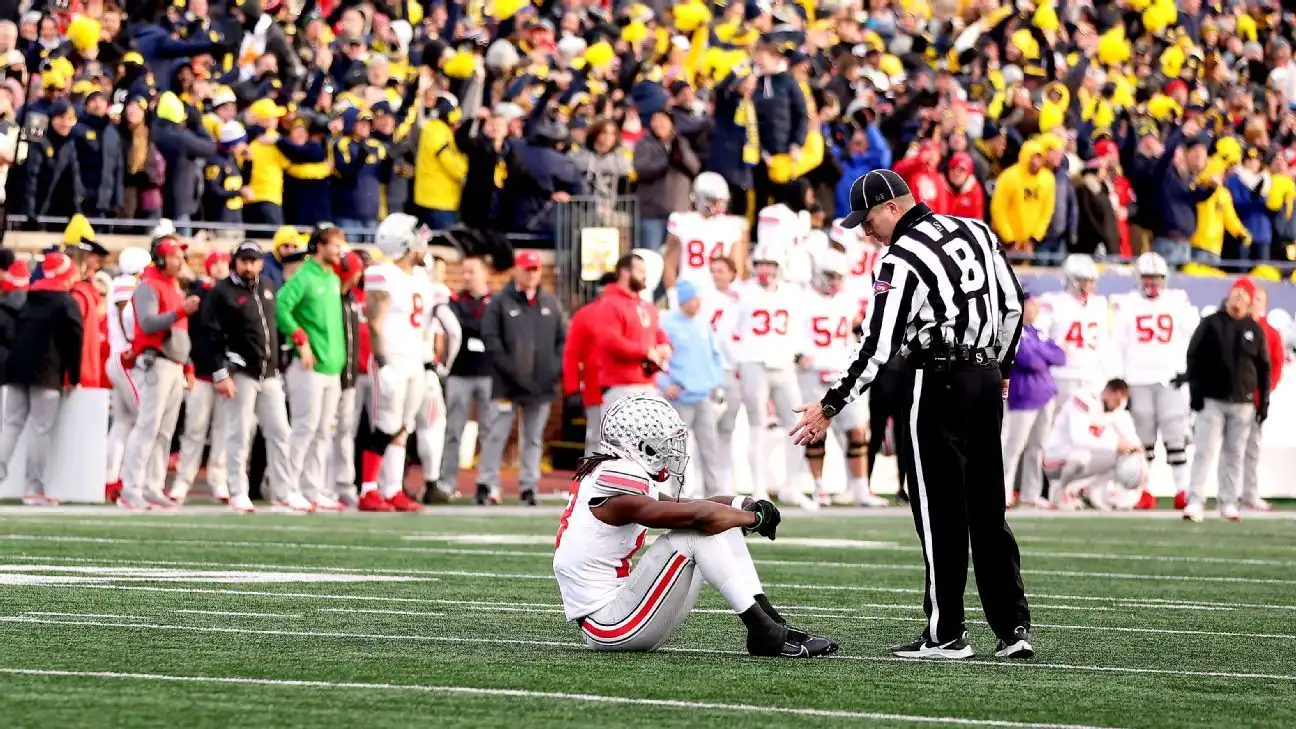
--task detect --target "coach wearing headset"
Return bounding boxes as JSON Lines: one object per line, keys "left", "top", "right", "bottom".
{"left": 117, "top": 235, "right": 202, "bottom": 511}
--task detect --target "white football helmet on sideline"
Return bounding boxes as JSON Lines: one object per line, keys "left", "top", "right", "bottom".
{"left": 599, "top": 394, "right": 690, "bottom": 491}
{"left": 812, "top": 248, "right": 848, "bottom": 295}
{"left": 752, "top": 241, "right": 786, "bottom": 286}
{"left": 118, "top": 247, "right": 152, "bottom": 276}
{"left": 1114, "top": 453, "right": 1147, "bottom": 490}
{"left": 691, "top": 172, "right": 731, "bottom": 217}
{"left": 375, "top": 213, "right": 429, "bottom": 261}
{"left": 1135, "top": 252, "right": 1169, "bottom": 298}
{"left": 1063, "top": 253, "right": 1099, "bottom": 297}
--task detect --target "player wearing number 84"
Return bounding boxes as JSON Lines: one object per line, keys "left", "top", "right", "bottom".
{"left": 788, "top": 169, "right": 1035, "bottom": 660}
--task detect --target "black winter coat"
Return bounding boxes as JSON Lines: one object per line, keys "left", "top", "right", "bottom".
{"left": 23, "top": 132, "right": 83, "bottom": 218}
{"left": 153, "top": 119, "right": 217, "bottom": 220}
{"left": 0, "top": 290, "right": 25, "bottom": 384}
{"left": 6, "top": 288, "right": 83, "bottom": 388}
{"left": 1185, "top": 308, "right": 1271, "bottom": 411}
{"left": 481, "top": 281, "right": 566, "bottom": 404}
{"left": 195, "top": 273, "right": 281, "bottom": 381}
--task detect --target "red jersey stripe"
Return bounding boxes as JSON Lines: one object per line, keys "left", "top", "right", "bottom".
{"left": 596, "top": 473, "right": 649, "bottom": 493}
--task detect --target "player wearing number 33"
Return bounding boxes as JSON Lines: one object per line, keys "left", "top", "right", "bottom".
{"left": 553, "top": 394, "right": 838, "bottom": 657}
{"left": 789, "top": 169, "right": 1035, "bottom": 661}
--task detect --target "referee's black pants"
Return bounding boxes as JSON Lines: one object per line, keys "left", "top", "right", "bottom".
{"left": 899, "top": 359, "right": 1030, "bottom": 644}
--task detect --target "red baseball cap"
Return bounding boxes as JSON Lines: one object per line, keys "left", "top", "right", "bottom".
{"left": 204, "top": 250, "right": 231, "bottom": 274}
{"left": 948, "top": 152, "right": 974, "bottom": 174}
{"left": 1092, "top": 139, "right": 1118, "bottom": 159}
{"left": 333, "top": 250, "right": 365, "bottom": 282}
{"left": 155, "top": 235, "right": 188, "bottom": 258}
{"left": 515, "top": 250, "right": 542, "bottom": 270}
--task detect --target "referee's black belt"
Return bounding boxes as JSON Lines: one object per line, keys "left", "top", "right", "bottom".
{"left": 908, "top": 346, "right": 997, "bottom": 369}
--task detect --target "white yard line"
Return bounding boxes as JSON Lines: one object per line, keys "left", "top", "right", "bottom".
{"left": 6, "top": 556, "right": 1294, "bottom": 611}
{"left": 174, "top": 610, "right": 303, "bottom": 619}
{"left": 3, "top": 618, "right": 1294, "bottom": 683}
{"left": 22, "top": 612, "right": 145, "bottom": 620}
{"left": 319, "top": 609, "right": 449, "bottom": 617}
{"left": 5, "top": 534, "right": 1294, "bottom": 584}
{"left": 0, "top": 667, "right": 1129, "bottom": 729}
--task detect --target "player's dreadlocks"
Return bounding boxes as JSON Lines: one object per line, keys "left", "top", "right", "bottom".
{"left": 573, "top": 453, "right": 617, "bottom": 482}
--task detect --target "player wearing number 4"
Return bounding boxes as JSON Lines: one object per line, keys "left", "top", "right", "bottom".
{"left": 1110, "top": 253, "right": 1194, "bottom": 508}
{"left": 662, "top": 172, "right": 749, "bottom": 295}
{"left": 553, "top": 394, "right": 838, "bottom": 657}
{"left": 796, "top": 249, "right": 886, "bottom": 507}
{"left": 1032, "top": 254, "right": 1109, "bottom": 506}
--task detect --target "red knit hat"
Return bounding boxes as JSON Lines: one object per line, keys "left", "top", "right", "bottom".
{"left": 1, "top": 260, "right": 30, "bottom": 293}
{"left": 41, "top": 251, "right": 76, "bottom": 288}
{"left": 1232, "top": 276, "right": 1257, "bottom": 300}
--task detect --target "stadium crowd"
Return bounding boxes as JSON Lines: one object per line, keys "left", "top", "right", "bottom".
{"left": 1, "top": 0, "right": 1296, "bottom": 272}
{"left": 0, "top": 0, "right": 1291, "bottom": 519}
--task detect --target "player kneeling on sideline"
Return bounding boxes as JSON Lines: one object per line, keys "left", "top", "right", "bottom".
{"left": 1042, "top": 379, "right": 1146, "bottom": 510}
{"left": 554, "top": 394, "right": 838, "bottom": 658}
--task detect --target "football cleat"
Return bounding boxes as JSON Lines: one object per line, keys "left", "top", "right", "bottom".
{"left": 117, "top": 493, "right": 150, "bottom": 511}
{"left": 423, "top": 483, "right": 451, "bottom": 505}
{"left": 144, "top": 491, "right": 181, "bottom": 511}
{"left": 276, "top": 493, "right": 316, "bottom": 513}
{"left": 891, "top": 632, "right": 975, "bottom": 660}
{"left": 312, "top": 494, "right": 344, "bottom": 512}
{"left": 474, "top": 483, "right": 490, "bottom": 505}
{"left": 1242, "top": 498, "right": 1273, "bottom": 512}
{"left": 228, "top": 494, "right": 256, "bottom": 513}
{"left": 386, "top": 491, "right": 424, "bottom": 512}
{"left": 338, "top": 491, "right": 360, "bottom": 509}
{"left": 1133, "top": 490, "right": 1157, "bottom": 510}
{"left": 1220, "top": 503, "right": 1242, "bottom": 522}
{"left": 22, "top": 493, "right": 57, "bottom": 506}
{"left": 210, "top": 483, "right": 231, "bottom": 503}
{"left": 1173, "top": 491, "right": 1188, "bottom": 511}
{"left": 1182, "top": 502, "right": 1204, "bottom": 523}
{"left": 747, "top": 627, "right": 838, "bottom": 658}
{"left": 994, "top": 626, "right": 1035, "bottom": 659}
{"left": 813, "top": 488, "right": 833, "bottom": 507}
{"left": 519, "top": 490, "right": 538, "bottom": 506}
{"left": 358, "top": 490, "right": 395, "bottom": 512}
{"left": 853, "top": 492, "right": 889, "bottom": 508}
{"left": 104, "top": 480, "right": 123, "bottom": 504}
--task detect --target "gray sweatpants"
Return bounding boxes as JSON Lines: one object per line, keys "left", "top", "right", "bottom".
{"left": 1128, "top": 382, "right": 1191, "bottom": 494}
{"left": 121, "top": 357, "right": 186, "bottom": 501}
{"left": 439, "top": 375, "right": 492, "bottom": 490}
{"left": 285, "top": 360, "right": 342, "bottom": 503}
{"left": 170, "top": 380, "right": 230, "bottom": 499}
{"left": 583, "top": 404, "right": 603, "bottom": 456}
{"left": 0, "top": 385, "right": 62, "bottom": 495}
{"left": 1001, "top": 407, "right": 1047, "bottom": 504}
{"left": 332, "top": 385, "right": 360, "bottom": 498}
{"left": 222, "top": 373, "right": 293, "bottom": 502}
{"left": 478, "top": 399, "right": 551, "bottom": 495}
{"left": 1187, "top": 398, "right": 1254, "bottom": 509}
{"left": 672, "top": 399, "right": 727, "bottom": 497}
{"left": 714, "top": 370, "right": 741, "bottom": 488}
{"left": 1242, "top": 420, "right": 1264, "bottom": 504}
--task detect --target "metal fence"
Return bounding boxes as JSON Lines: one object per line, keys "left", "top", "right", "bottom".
{"left": 552, "top": 195, "right": 639, "bottom": 313}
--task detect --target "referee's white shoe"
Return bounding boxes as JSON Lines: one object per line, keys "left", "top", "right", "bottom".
{"left": 994, "top": 626, "right": 1036, "bottom": 659}
{"left": 890, "top": 632, "right": 974, "bottom": 659}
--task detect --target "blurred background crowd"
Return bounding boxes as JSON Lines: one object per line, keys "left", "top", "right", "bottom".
{"left": 3, "top": 0, "right": 1296, "bottom": 272}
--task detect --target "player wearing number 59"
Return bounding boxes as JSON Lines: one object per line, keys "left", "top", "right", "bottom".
{"left": 789, "top": 169, "right": 1034, "bottom": 660}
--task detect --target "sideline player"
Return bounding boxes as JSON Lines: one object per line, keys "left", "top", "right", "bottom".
{"left": 830, "top": 218, "right": 883, "bottom": 317}
{"left": 415, "top": 254, "right": 461, "bottom": 502}
{"left": 104, "top": 247, "right": 152, "bottom": 503}
{"left": 358, "top": 214, "right": 432, "bottom": 512}
{"left": 1042, "top": 379, "right": 1144, "bottom": 509}
{"left": 796, "top": 250, "right": 886, "bottom": 507}
{"left": 701, "top": 256, "right": 744, "bottom": 494}
{"left": 732, "top": 242, "right": 812, "bottom": 508}
{"left": 662, "top": 172, "right": 748, "bottom": 293}
{"left": 1031, "top": 254, "right": 1108, "bottom": 505}
{"left": 553, "top": 393, "right": 838, "bottom": 657}
{"left": 757, "top": 185, "right": 814, "bottom": 287}
{"left": 1110, "top": 252, "right": 1194, "bottom": 506}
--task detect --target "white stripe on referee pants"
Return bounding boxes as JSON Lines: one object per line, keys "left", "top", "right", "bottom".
{"left": 909, "top": 369, "right": 940, "bottom": 640}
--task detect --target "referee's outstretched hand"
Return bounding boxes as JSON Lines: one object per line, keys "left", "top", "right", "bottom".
{"left": 789, "top": 401, "right": 832, "bottom": 446}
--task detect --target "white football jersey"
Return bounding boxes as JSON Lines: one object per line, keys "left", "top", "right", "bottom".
{"left": 1035, "top": 291, "right": 1110, "bottom": 384}
{"left": 668, "top": 211, "right": 745, "bottom": 291}
{"left": 758, "top": 204, "right": 812, "bottom": 285}
{"left": 801, "top": 289, "right": 859, "bottom": 376}
{"left": 107, "top": 274, "right": 139, "bottom": 355}
{"left": 733, "top": 282, "right": 804, "bottom": 367}
{"left": 1110, "top": 289, "right": 1195, "bottom": 386}
{"left": 830, "top": 219, "right": 883, "bottom": 316}
{"left": 364, "top": 262, "right": 429, "bottom": 362}
{"left": 1044, "top": 391, "right": 1138, "bottom": 462}
{"left": 553, "top": 458, "right": 662, "bottom": 621}
{"left": 701, "top": 285, "right": 743, "bottom": 368}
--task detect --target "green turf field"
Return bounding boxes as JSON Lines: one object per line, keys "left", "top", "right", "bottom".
{"left": 0, "top": 506, "right": 1293, "bottom": 729}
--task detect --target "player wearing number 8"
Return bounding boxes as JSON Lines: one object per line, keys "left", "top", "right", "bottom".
{"left": 789, "top": 169, "right": 1035, "bottom": 660}
{"left": 662, "top": 173, "right": 749, "bottom": 295}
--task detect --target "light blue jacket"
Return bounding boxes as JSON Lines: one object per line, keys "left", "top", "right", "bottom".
{"left": 658, "top": 310, "right": 726, "bottom": 405}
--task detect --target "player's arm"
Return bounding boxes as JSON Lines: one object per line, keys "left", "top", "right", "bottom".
{"left": 365, "top": 289, "right": 391, "bottom": 367}
{"left": 734, "top": 222, "right": 750, "bottom": 279}
{"left": 274, "top": 272, "right": 309, "bottom": 353}
{"left": 433, "top": 302, "right": 463, "bottom": 372}
{"left": 662, "top": 233, "right": 681, "bottom": 290}
{"left": 592, "top": 493, "right": 756, "bottom": 535}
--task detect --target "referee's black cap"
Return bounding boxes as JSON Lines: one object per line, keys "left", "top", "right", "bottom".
{"left": 840, "top": 169, "right": 912, "bottom": 229}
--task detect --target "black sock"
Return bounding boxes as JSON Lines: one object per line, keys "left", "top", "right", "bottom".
{"left": 739, "top": 603, "right": 782, "bottom": 635}
{"left": 755, "top": 594, "right": 785, "bottom": 624}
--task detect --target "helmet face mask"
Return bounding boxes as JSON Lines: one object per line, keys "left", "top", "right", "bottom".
{"left": 375, "top": 213, "right": 430, "bottom": 262}
{"left": 598, "top": 394, "right": 691, "bottom": 495}
{"left": 1135, "top": 252, "right": 1169, "bottom": 298}
{"left": 1062, "top": 254, "right": 1098, "bottom": 297}
{"left": 691, "top": 172, "right": 730, "bottom": 218}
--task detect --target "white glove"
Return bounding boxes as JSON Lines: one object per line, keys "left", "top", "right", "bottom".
{"left": 378, "top": 364, "right": 401, "bottom": 396}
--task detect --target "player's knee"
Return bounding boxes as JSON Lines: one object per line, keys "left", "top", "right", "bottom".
{"left": 1142, "top": 446, "right": 1156, "bottom": 462}
{"left": 1165, "top": 447, "right": 1188, "bottom": 466}
{"left": 846, "top": 431, "right": 868, "bottom": 458}
{"left": 805, "top": 441, "right": 826, "bottom": 460}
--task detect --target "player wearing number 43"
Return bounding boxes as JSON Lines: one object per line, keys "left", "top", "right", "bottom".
{"left": 553, "top": 394, "right": 839, "bottom": 658}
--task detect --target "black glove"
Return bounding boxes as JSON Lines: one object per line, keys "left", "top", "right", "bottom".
{"left": 1169, "top": 372, "right": 1189, "bottom": 388}
{"left": 1257, "top": 401, "right": 1269, "bottom": 424}
{"left": 742, "top": 499, "right": 781, "bottom": 541}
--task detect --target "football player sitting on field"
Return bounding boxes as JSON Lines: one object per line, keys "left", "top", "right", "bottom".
{"left": 553, "top": 394, "right": 839, "bottom": 658}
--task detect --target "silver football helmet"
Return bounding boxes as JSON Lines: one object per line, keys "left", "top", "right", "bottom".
{"left": 599, "top": 394, "right": 690, "bottom": 492}
{"left": 1062, "top": 253, "right": 1099, "bottom": 296}
{"left": 691, "top": 171, "right": 731, "bottom": 217}
{"left": 1135, "top": 251, "right": 1169, "bottom": 298}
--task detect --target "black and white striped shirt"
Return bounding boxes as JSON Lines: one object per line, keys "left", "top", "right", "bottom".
{"left": 822, "top": 203, "right": 1025, "bottom": 411}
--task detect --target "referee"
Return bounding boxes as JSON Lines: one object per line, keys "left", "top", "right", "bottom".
{"left": 790, "top": 169, "right": 1034, "bottom": 660}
